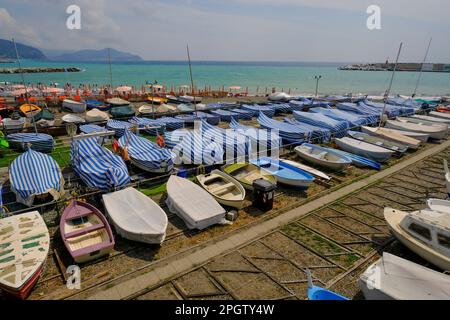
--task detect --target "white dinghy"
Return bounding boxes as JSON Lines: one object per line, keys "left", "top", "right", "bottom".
{"left": 280, "top": 159, "right": 331, "bottom": 181}
{"left": 63, "top": 99, "right": 87, "bottom": 113}
{"left": 361, "top": 126, "right": 421, "bottom": 149}
{"left": 385, "top": 120, "right": 447, "bottom": 140}
{"left": 427, "top": 198, "right": 450, "bottom": 214}
{"left": 62, "top": 114, "right": 86, "bottom": 124}
{"left": 410, "top": 114, "right": 450, "bottom": 125}
{"left": 85, "top": 108, "right": 110, "bottom": 122}
{"left": 429, "top": 111, "right": 450, "bottom": 120}
{"left": 335, "top": 137, "right": 394, "bottom": 163}
{"left": 294, "top": 143, "right": 352, "bottom": 171}
{"left": 166, "top": 175, "right": 226, "bottom": 230}
{"left": 359, "top": 252, "right": 450, "bottom": 300}
{"left": 102, "top": 187, "right": 168, "bottom": 244}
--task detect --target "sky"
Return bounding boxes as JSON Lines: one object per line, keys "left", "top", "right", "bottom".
{"left": 0, "top": 0, "right": 449, "bottom": 62}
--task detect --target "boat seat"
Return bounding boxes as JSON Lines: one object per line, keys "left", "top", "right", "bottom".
{"left": 209, "top": 183, "right": 236, "bottom": 195}
{"left": 316, "top": 151, "right": 328, "bottom": 160}
{"left": 65, "top": 223, "right": 105, "bottom": 239}
{"left": 71, "top": 240, "right": 112, "bottom": 258}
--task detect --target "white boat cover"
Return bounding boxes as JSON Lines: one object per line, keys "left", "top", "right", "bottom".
{"left": 360, "top": 252, "right": 450, "bottom": 300}
{"left": 102, "top": 187, "right": 168, "bottom": 244}
{"left": 86, "top": 109, "right": 110, "bottom": 122}
{"left": 62, "top": 114, "right": 85, "bottom": 123}
{"left": 166, "top": 175, "right": 226, "bottom": 230}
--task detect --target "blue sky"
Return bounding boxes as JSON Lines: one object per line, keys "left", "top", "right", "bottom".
{"left": 0, "top": 0, "right": 449, "bottom": 62}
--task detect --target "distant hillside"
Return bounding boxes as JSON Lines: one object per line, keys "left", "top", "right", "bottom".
{"left": 0, "top": 39, "right": 46, "bottom": 59}
{"left": 52, "top": 48, "right": 143, "bottom": 62}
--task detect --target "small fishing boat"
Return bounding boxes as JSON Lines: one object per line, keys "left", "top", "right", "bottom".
{"left": 110, "top": 105, "right": 135, "bottom": 119}
{"left": 9, "top": 148, "right": 65, "bottom": 206}
{"left": 307, "top": 269, "right": 348, "bottom": 301}
{"left": 85, "top": 108, "right": 110, "bottom": 122}
{"left": 36, "top": 109, "right": 55, "bottom": 127}
{"left": 197, "top": 170, "right": 246, "bottom": 209}
{"left": 361, "top": 126, "right": 421, "bottom": 149}
{"left": 147, "top": 96, "right": 168, "bottom": 104}
{"left": 379, "top": 126, "right": 429, "bottom": 142}
{"left": 6, "top": 132, "right": 55, "bottom": 153}
{"left": 106, "top": 97, "right": 130, "bottom": 107}
{"left": 106, "top": 119, "right": 133, "bottom": 137}
{"left": 385, "top": 120, "right": 447, "bottom": 140}
{"left": 63, "top": 99, "right": 87, "bottom": 113}
{"left": 86, "top": 99, "right": 110, "bottom": 111}
{"left": 177, "top": 103, "right": 195, "bottom": 112}
{"left": 222, "top": 163, "right": 277, "bottom": 190}
{"left": 335, "top": 137, "right": 394, "bottom": 163}
{"left": 2, "top": 117, "right": 26, "bottom": 132}
{"left": 0, "top": 211, "right": 50, "bottom": 299}
{"left": 103, "top": 188, "right": 168, "bottom": 244}
{"left": 138, "top": 104, "right": 156, "bottom": 115}
{"left": 60, "top": 200, "right": 115, "bottom": 263}
{"left": 250, "top": 157, "right": 315, "bottom": 188}
{"left": 398, "top": 116, "right": 449, "bottom": 128}
{"left": 410, "top": 114, "right": 450, "bottom": 125}
{"left": 331, "top": 148, "right": 382, "bottom": 170}
{"left": 427, "top": 198, "right": 450, "bottom": 214}
{"left": 166, "top": 175, "right": 226, "bottom": 230}
{"left": 279, "top": 159, "right": 331, "bottom": 181}
{"left": 359, "top": 252, "right": 450, "bottom": 300}
{"left": 294, "top": 143, "right": 352, "bottom": 171}
{"left": 178, "top": 95, "right": 202, "bottom": 103}
{"left": 19, "top": 103, "right": 41, "bottom": 118}
{"left": 62, "top": 114, "right": 85, "bottom": 124}
{"left": 384, "top": 207, "right": 450, "bottom": 271}
{"left": 348, "top": 131, "right": 408, "bottom": 154}
{"left": 429, "top": 111, "right": 450, "bottom": 120}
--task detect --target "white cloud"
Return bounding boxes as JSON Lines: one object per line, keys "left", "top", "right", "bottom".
{"left": 0, "top": 8, "right": 42, "bottom": 46}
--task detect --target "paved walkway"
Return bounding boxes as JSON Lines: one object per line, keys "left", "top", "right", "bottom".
{"left": 84, "top": 139, "right": 450, "bottom": 300}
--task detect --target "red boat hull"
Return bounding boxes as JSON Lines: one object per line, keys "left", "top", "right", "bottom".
{"left": 0, "top": 264, "right": 44, "bottom": 300}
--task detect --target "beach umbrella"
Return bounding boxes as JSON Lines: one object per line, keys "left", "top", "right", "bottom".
{"left": 115, "top": 86, "right": 132, "bottom": 93}
{"left": 229, "top": 86, "right": 241, "bottom": 91}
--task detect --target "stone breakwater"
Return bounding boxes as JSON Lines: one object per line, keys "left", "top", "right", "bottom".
{"left": 339, "top": 62, "right": 450, "bottom": 73}
{"left": 0, "top": 67, "right": 82, "bottom": 74}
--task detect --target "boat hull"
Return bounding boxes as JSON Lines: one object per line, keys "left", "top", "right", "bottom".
{"left": 335, "top": 137, "right": 393, "bottom": 163}
{"left": 294, "top": 145, "right": 351, "bottom": 171}
{"left": 63, "top": 100, "right": 87, "bottom": 113}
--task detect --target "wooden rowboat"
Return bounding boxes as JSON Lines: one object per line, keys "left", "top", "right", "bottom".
{"left": 361, "top": 126, "right": 422, "bottom": 149}
{"left": 60, "top": 200, "right": 115, "bottom": 263}
{"left": 222, "top": 163, "right": 277, "bottom": 190}
{"left": 19, "top": 104, "right": 41, "bottom": 118}
{"left": 294, "top": 143, "right": 352, "bottom": 171}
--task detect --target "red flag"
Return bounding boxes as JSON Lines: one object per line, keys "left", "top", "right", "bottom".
{"left": 113, "top": 139, "right": 119, "bottom": 152}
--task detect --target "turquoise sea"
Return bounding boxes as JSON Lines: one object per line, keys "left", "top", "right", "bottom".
{"left": 1, "top": 60, "right": 449, "bottom": 96}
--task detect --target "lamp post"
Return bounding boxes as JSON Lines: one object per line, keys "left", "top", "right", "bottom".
{"left": 314, "top": 75, "right": 322, "bottom": 97}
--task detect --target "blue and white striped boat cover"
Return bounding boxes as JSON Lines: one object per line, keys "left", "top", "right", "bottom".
{"left": 158, "top": 117, "right": 185, "bottom": 130}
{"left": 363, "top": 100, "right": 415, "bottom": 117}
{"left": 257, "top": 112, "right": 307, "bottom": 144}
{"left": 207, "top": 102, "right": 237, "bottom": 109}
{"left": 387, "top": 97, "right": 423, "bottom": 109}
{"left": 9, "top": 148, "right": 64, "bottom": 206}
{"left": 175, "top": 114, "right": 201, "bottom": 124}
{"left": 336, "top": 102, "right": 381, "bottom": 117}
{"left": 266, "top": 103, "right": 292, "bottom": 114}
{"left": 129, "top": 117, "right": 166, "bottom": 135}
{"left": 172, "top": 132, "right": 224, "bottom": 165}
{"left": 165, "top": 129, "right": 191, "bottom": 149}
{"left": 106, "top": 119, "right": 133, "bottom": 137}
{"left": 71, "top": 137, "right": 130, "bottom": 190}
{"left": 242, "top": 104, "right": 275, "bottom": 118}
{"left": 119, "top": 130, "right": 174, "bottom": 172}
{"left": 310, "top": 107, "right": 378, "bottom": 127}
{"left": 288, "top": 100, "right": 307, "bottom": 111}
{"left": 79, "top": 124, "right": 109, "bottom": 144}
{"left": 6, "top": 133, "right": 55, "bottom": 153}
{"left": 194, "top": 112, "right": 220, "bottom": 125}
{"left": 210, "top": 109, "right": 240, "bottom": 122}
{"left": 230, "top": 109, "right": 253, "bottom": 120}
{"left": 293, "top": 111, "right": 349, "bottom": 138}
{"left": 284, "top": 118, "right": 332, "bottom": 143}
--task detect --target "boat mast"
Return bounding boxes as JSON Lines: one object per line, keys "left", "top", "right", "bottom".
{"left": 186, "top": 44, "right": 197, "bottom": 115}
{"left": 12, "top": 38, "right": 37, "bottom": 134}
{"left": 379, "top": 42, "right": 403, "bottom": 129}
{"left": 412, "top": 37, "right": 432, "bottom": 98}
{"left": 108, "top": 48, "right": 113, "bottom": 94}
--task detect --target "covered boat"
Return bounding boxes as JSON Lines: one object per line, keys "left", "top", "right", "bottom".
{"left": 347, "top": 131, "right": 408, "bottom": 154}
{"left": 10, "top": 148, "right": 64, "bottom": 206}
{"left": 106, "top": 119, "right": 133, "bottom": 137}
{"left": 110, "top": 105, "right": 135, "bottom": 119}
{"left": 222, "top": 163, "right": 277, "bottom": 190}
{"left": 250, "top": 157, "right": 315, "bottom": 188}
{"left": 361, "top": 126, "right": 421, "bottom": 149}
{"left": 193, "top": 111, "right": 220, "bottom": 125}
{"left": 335, "top": 136, "right": 394, "bottom": 162}
{"left": 210, "top": 109, "right": 240, "bottom": 122}
{"left": 359, "top": 252, "right": 450, "bottom": 300}
{"left": 166, "top": 175, "right": 226, "bottom": 230}
{"left": 411, "top": 114, "right": 450, "bottom": 125}
{"left": 384, "top": 208, "right": 450, "bottom": 271}
{"left": 331, "top": 148, "right": 382, "bottom": 170}
{"left": 60, "top": 200, "right": 115, "bottom": 263}
{"left": 279, "top": 159, "right": 331, "bottom": 181}
{"left": 157, "top": 117, "right": 184, "bottom": 130}
{"left": 119, "top": 130, "right": 174, "bottom": 173}
{"left": 106, "top": 97, "right": 130, "bottom": 107}
{"left": 170, "top": 131, "right": 224, "bottom": 165}
{"left": 242, "top": 104, "right": 275, "bottom": 118}
{"left": 230, "top": 108, "right": 253, "bottom": 120}
{"left": 128, "top": 117, "right": 165, "bottom": 135}
{"left": 62, "top": 114, "right": 85, "bottom": 124}
{"left": 103, "top": 188, "right": 168, "bottom": 244}
{"left": 257, "top": 112, "right": 307, "bottom": 144}
{"left": 293, "top": 111, "right": 349, "bottom": 138}
{"left": 295, "top": 143, "right": 352, "bottom": 171}
{"left": 6, "top": 133, "right": 55, "bottom": 153}
{"left": 284, "top": 118, "right": 332, "bottom": 143}
{"left": 2, "top": 117, "right": 26, "bottom": 131}
{"left": 86, "top": 99, "right": 109, "bottom": 111}
{"left": 385, "top": 120, "right": 447, "bottom": 140}
{"left": 197, "top": 170, "right": 246, "bottom": 209}
{"left": 310, "top": 107, "right": 378, "bottom": 127}
{"left": 85, "top": 108, "right": 110, "bottom": 122}
{"left": 0, "top": 211, "right": 49, "bottom": 299}
{"left": 71, "top": 137, "right": 130, "bottom": 190}
{"left": 63, "top": 99, "right": 87, "bottom": 113}
{"left": 19, "top": 104, "right": 41, "bottom": 118}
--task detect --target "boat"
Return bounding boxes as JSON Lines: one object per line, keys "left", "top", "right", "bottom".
{"left": 294, "top": 143, "right": 352, "bottom": 171}
{"left": 279, "top": 159, "right": 331, "bottom": 181}
{"left": 62, "top": 114, "right": 85, "bottom": 124}
{"left": 128, "top": 117, "right": 166, "bottom": 135}
{"left": 335, "top": 137, "right": 394, "bottom": 163}
{"left": 384, "top": 207, "right": 450, "bottom": 271}
{"left": 166, "top": 175, "right": 226, "bottom": 230}
{"left": 331, "top": 148, "right": 382, "bottom": 170}
{"left": 110, "top": 105, "right": 135, "bottom": 119}
{"left": 0, "top": 211, "right": 49, "bottom": 299}
{"left": 60, "top": 200, "right": 115, "bottom": 263}
{"left": 2, "top": 117, "right": 26, "bottom": 131}
{"left": 102, "top": 187, "right": 168, "bottom": 244}
{"left": 138, "top": 104, "right": 157, "bottom": 115}
{"left": 222, "top": 163, "right": 277, "bottom": 190}
{"left": 6, "top": 133, "right": 55, "bottom": 153}
{"left": 307, "top": 269, "right": 348, "bottom": 300}
{"left": 359, "top": 252, "right": 450, "bottom": 300}
{"left": 268, "top": 92, "right": 291, "bottom": 102}
{"left": 118, "top": 130, "right": 174, "bottom": 173}
{"left": 170, "top": 131, "right": 224, "bottom": 165}
{"left": 427, "top": 198, "right": 450, "bottom": 214}
{"left": 210, "top": 109, "right": 240, "bottom": 122}
{"left": 347, "top": 131, "right": 408, "bottom": 154}
{"left": 86, "top": 99, "right": 110, "bottom": 111}
{"left": 398, "top": 117, "right": 449, "bottom": 129}
{"left": 36, "top": 109, "right": 55, "bottom": 127}
{"left": 0, "top": 131, "right": 9, "bottom": 148}
{"left": 85, "top": 108, "right": 110, "bottom": 122}
{"left": 106, "top": 119, "right": 133, "bottom": 137}
{"left": 178, "top": 95, "right": 202, "bottom": 103}
{"left": 63, "top": 99, "right": 87, "bottom": 113}
{"left": 428, "top": 111, "right": 450, "bottom": 120}
{"left": 9, "top": 148, "right": 65, "bottom": 206}
{"left": 257, "top": 113, "right": 307, "bottom": 144}
{"left": 157, "top": 117, "right": 184, "bottom": 130}
{"left": 19, "top": 103, "right": 41, "bottom": 118}
{"left": 361, "top": 126, "right": 422, "bottom": 149}
{"left": 176, "top": 104, "right": 195, "bottom": 112}
{"left": 71, "top": 137, "right": 130, "bottom": 190}
{"left": 250, "top": 157, "right": 315, "bottom": 188}
{"left": 445, "top": 160, "right": 450, "bottom": 197}
{"left": 106, "top": 97, "right": 130, "bottom": 107}
{"left": 196, "top": 169, "right": 246, "bottom": 209}
{"left": 147, "top": 96, "right": 168, "bottom": 104}
{"left": 293, "top": 110, "right": 349, "bottom": 138}
{"left": 410, "top": 114, "right": 450, "bottom": 125}
{"left": 241, "top": 104, "right": 275, "bottom": 118}
{"left": 385, "top": 120, "right": 447, "bottom": 140}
